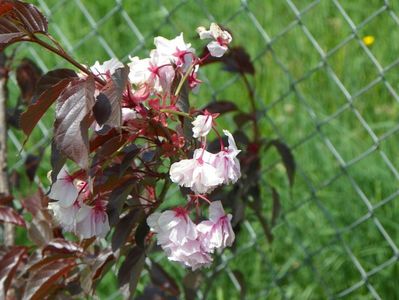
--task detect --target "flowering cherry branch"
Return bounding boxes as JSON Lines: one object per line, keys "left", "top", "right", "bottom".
{"left": 0, "top": 1, "right": 296, "bottom": 298}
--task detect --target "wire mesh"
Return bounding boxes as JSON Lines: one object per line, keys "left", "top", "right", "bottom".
{"left": 6, "top": 0, "right": 399, "bottom": 298}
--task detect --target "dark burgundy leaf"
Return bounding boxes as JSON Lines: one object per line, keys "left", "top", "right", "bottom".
{"left": 22, "top": 258, "right": 76, "bottom": 300}
{"left": 112, "top": 208, "right": 143, "bottom": 251}
{"left": 54, "top": 77, "right": 95, "bottom": 169}
{"left": 16, "top": 58, "right": 42, "bottom": 104}
{"left": 33, "top": 68, "right": 77, "bottom": 101}
{"left": 0, "top": 194, "right": 13, "bottom": 205}
{"left": 6, "top": 107, "right": 22, "bottom": 129}
{"left": 183, "top": 271, "right": 202, "bottom": 300}
{"left": 0, "top": 205, "right": 25, "bottom": 227}
{"left": 0, "top": 0, "right": 48, "bottom": 50}
{"left": 0, "top": 246, "right": 27, "bottom": 299}
{"left": 20, "top": 74, "right": 76, "bottom": 139}
{"left": 135, "top": 218, "right": 149, "bottom": 250}
{"left": 92, "top": 251, "right": 115, "bottom": 282}
{"left": 232, "top": 270, "right": 246, "bottom": 300}
{"left": 94, "top": 67, "right": 128, "bottom": 134}
{"left": 118, "top": 246, "right": 145, "bottom": 295}
{"left": 271, "top": 187, "right": 281, "bottom": 227}
{"left": 21, "top": 189, "right": 43, "bottom": 216}
{"left": 135, "top": 285, "right": 179, "bottom": 300}
{"left": 119, "top": 145, "right": 140, "bottom": 176}
{"left": 248, "top": 185, "right": 273, "bottom": 243}
{"left": 222, "top": 46, "right": 255, "bottom": 75}
{"left": 107, "top": 183, "right": 135, "bottom": 226}
{"left": 203, "top": 100, "right": 238, "bottom": 114}
{"left": 42, "top": 239, "right": 83, "bottom": 256}
{"left": 268, "top": 140, "right": 296, "bottom": 187}
{"left": 50, "top": 140, "right": 67, "bottom": 183}
{"left": 93, "top": 93, "right": 111, "bottom": 125}
{"left": 149, "top": 261, "right": 180, "bottom": 296}
{"left": 27, "top": 218, "right": 53, "bottom": 247}
{"left": 24, "top": 151, "right": 43, "bottom": 183}
{"left": 234, "top": 112, "right": 254, "bottom": 127}
{"left": 200, "top": 46, "right": 255, "bottom": 75}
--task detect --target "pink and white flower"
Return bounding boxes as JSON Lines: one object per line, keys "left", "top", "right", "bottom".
{"left": 197, "top": 201, "right": 235, "bottom": 252}
{"left": 75, "top": 200, "right": 110, "bottom": 239}
{"left": 192, "top": 114, "right": 213, "bottom": 138}
{"left": 122, "top": 107, "right": 137, "bottom": 123}
{"left": 147, "top": 207, "right": 197, "bottom": 246}
{"left": 212, "top": 130, "right": 241, "bottom": 184}
{"left": 48, "top": 168, "right": 79, "bottom": 207}
{"left": 147, "top": 208, "right": 212, "bottom": 270}
{"left": 169, "top": 151, "right": 224, "bottom": 194}
{"left": 128, "top": 50, "right": 175, "bottom": 94}
{"left": 197, "top": 23, "right": 232, "bottom": 57}
{"left": 90, "top": 58, "right": 124, "bottom": 79}
{"left": 154, "top": 33, "right": 195, "bottom": 71}
{"left": 48, "top": 199, "right": 81, "bottom": 232}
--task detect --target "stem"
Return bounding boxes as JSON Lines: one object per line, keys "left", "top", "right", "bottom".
{"left": 241, "top": 74, "right": 259, "bottom": 141}
{"left": 160, "top": 108, "right": 193, "bottom": 119}
{"left": 29, "top": 35, "right": 106, "bottom": 86}
{"left": 174, "top": 63, "right": 194, "bottom": 96}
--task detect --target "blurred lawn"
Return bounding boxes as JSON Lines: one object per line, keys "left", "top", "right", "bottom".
{"left": 7, "top": 0, "right": 399, "bottom": 299}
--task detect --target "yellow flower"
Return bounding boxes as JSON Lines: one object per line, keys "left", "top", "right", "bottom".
{"left": 363, "top": 35, "right": 375, "bottom": 46}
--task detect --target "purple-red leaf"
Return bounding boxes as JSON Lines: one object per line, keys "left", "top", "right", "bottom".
{"left": 0, "top": 0, "right": 48, "bottom": 50}
{"left": 20, "top": 70, "right": 77, "bottom": 139}
{"left": 16, "top": 58, "right": 42, "bottom": 104}
{"left": 268, "top": 140, "right": 296, "bottom": 187}
{"left": 93, "top": 67, "right": 128, "bottom": 134}
{"left": 0, "top": 205, "right": 25, "bottom": 227}
{"left": 33, "top": 68, "right": 78, "bottom": 101}
{"left": 0, "top": 246, "right": 27, "bottom": 299}
{"left": 149, "top": 261, "right": 180, "bottom": 296}
{"left": 118, "top": 246, "right": 145, "bottom": 294}
{"left": 54, "top": 77, "right": 95, "bottom": 169}
{"left": 22, "top": 258, "right": 76, "bottom": 300}
{"left": 203, "top": 100, "right": 238, "bottom": 114}
{"left": 42, "top": 239, "right": 83, "bottom": 256}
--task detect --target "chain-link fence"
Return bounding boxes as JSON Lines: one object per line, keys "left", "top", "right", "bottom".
{"left": 6, "top": 0, "right": 399, "bottom": 299}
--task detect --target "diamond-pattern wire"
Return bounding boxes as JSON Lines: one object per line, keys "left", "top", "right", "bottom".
{"left": 6, "top": 0, "right": 399, "bottom": 299}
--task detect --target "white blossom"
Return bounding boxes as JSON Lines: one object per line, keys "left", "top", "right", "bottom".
{"left": 192, "top": 114, "right": 213, "bottom": 138}
{"left": 197, "top": 23, "right": 232, "bottom": 57}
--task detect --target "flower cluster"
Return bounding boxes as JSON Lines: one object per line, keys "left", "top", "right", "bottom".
{"left": 48, "top": 168, "right": 109, "bottom": 239}
{"left": 47, "top": 23, "right": 236, "bottom": 270}
{"left": 147, "top": 201, "right": 234, "bottom": 270}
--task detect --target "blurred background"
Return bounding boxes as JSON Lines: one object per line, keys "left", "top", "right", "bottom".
{"left": 6, "top": 0, "right": 399, "bottom": 299}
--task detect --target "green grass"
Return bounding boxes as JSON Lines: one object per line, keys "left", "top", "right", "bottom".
{"left": 7, "top": 0, "right": 399, "bottom": 299}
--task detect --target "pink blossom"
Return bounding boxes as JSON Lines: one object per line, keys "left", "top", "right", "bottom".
{"left": 75, "top": 200, "right": 110, "bottom": 239}
{"left": 147, "top": 208, "right": 212, "bottom": 270}
{"left": 169, "top": 151, "right": 224, "bottom": 194}
{"left": 197, "top": 23, "right": 232, "bottom": 57}
{"left": 48, "top": 199, "right": 80, "bottom": 232}
{"left": 197, "top": 201, "right": 235, "bottom": 252}
{"left": 48, "top": 168, "right": 79, "bottom": 207}
{"left": 212, "top": 130, "right": 241, "bottom": 184}
{"left": 128, "top": 50, "right": 175, "bottom": 94}
{"left": 147, "top": 207, "right": 197, "bottom": 246}
{"left": 192, "top": 114, "right": 213, "bottom": 138}
{"left": 122, "top": 107, "right": 137, "bottom": 123}
{"left": 154, "top": 33, "right": 195, "bottom": 71}
{"left": 90, "top": 58, "right": 124, "bottom": 79}
{"left": 165, "top": 239, "right": 212, "bottom": 270}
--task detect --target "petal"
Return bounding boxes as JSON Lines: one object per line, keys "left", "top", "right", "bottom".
{"left": 207, "top": 42, "right": 227, "bottom": 58}
{"left": 208, "top": 201, "right": 225, "bottom": 222}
